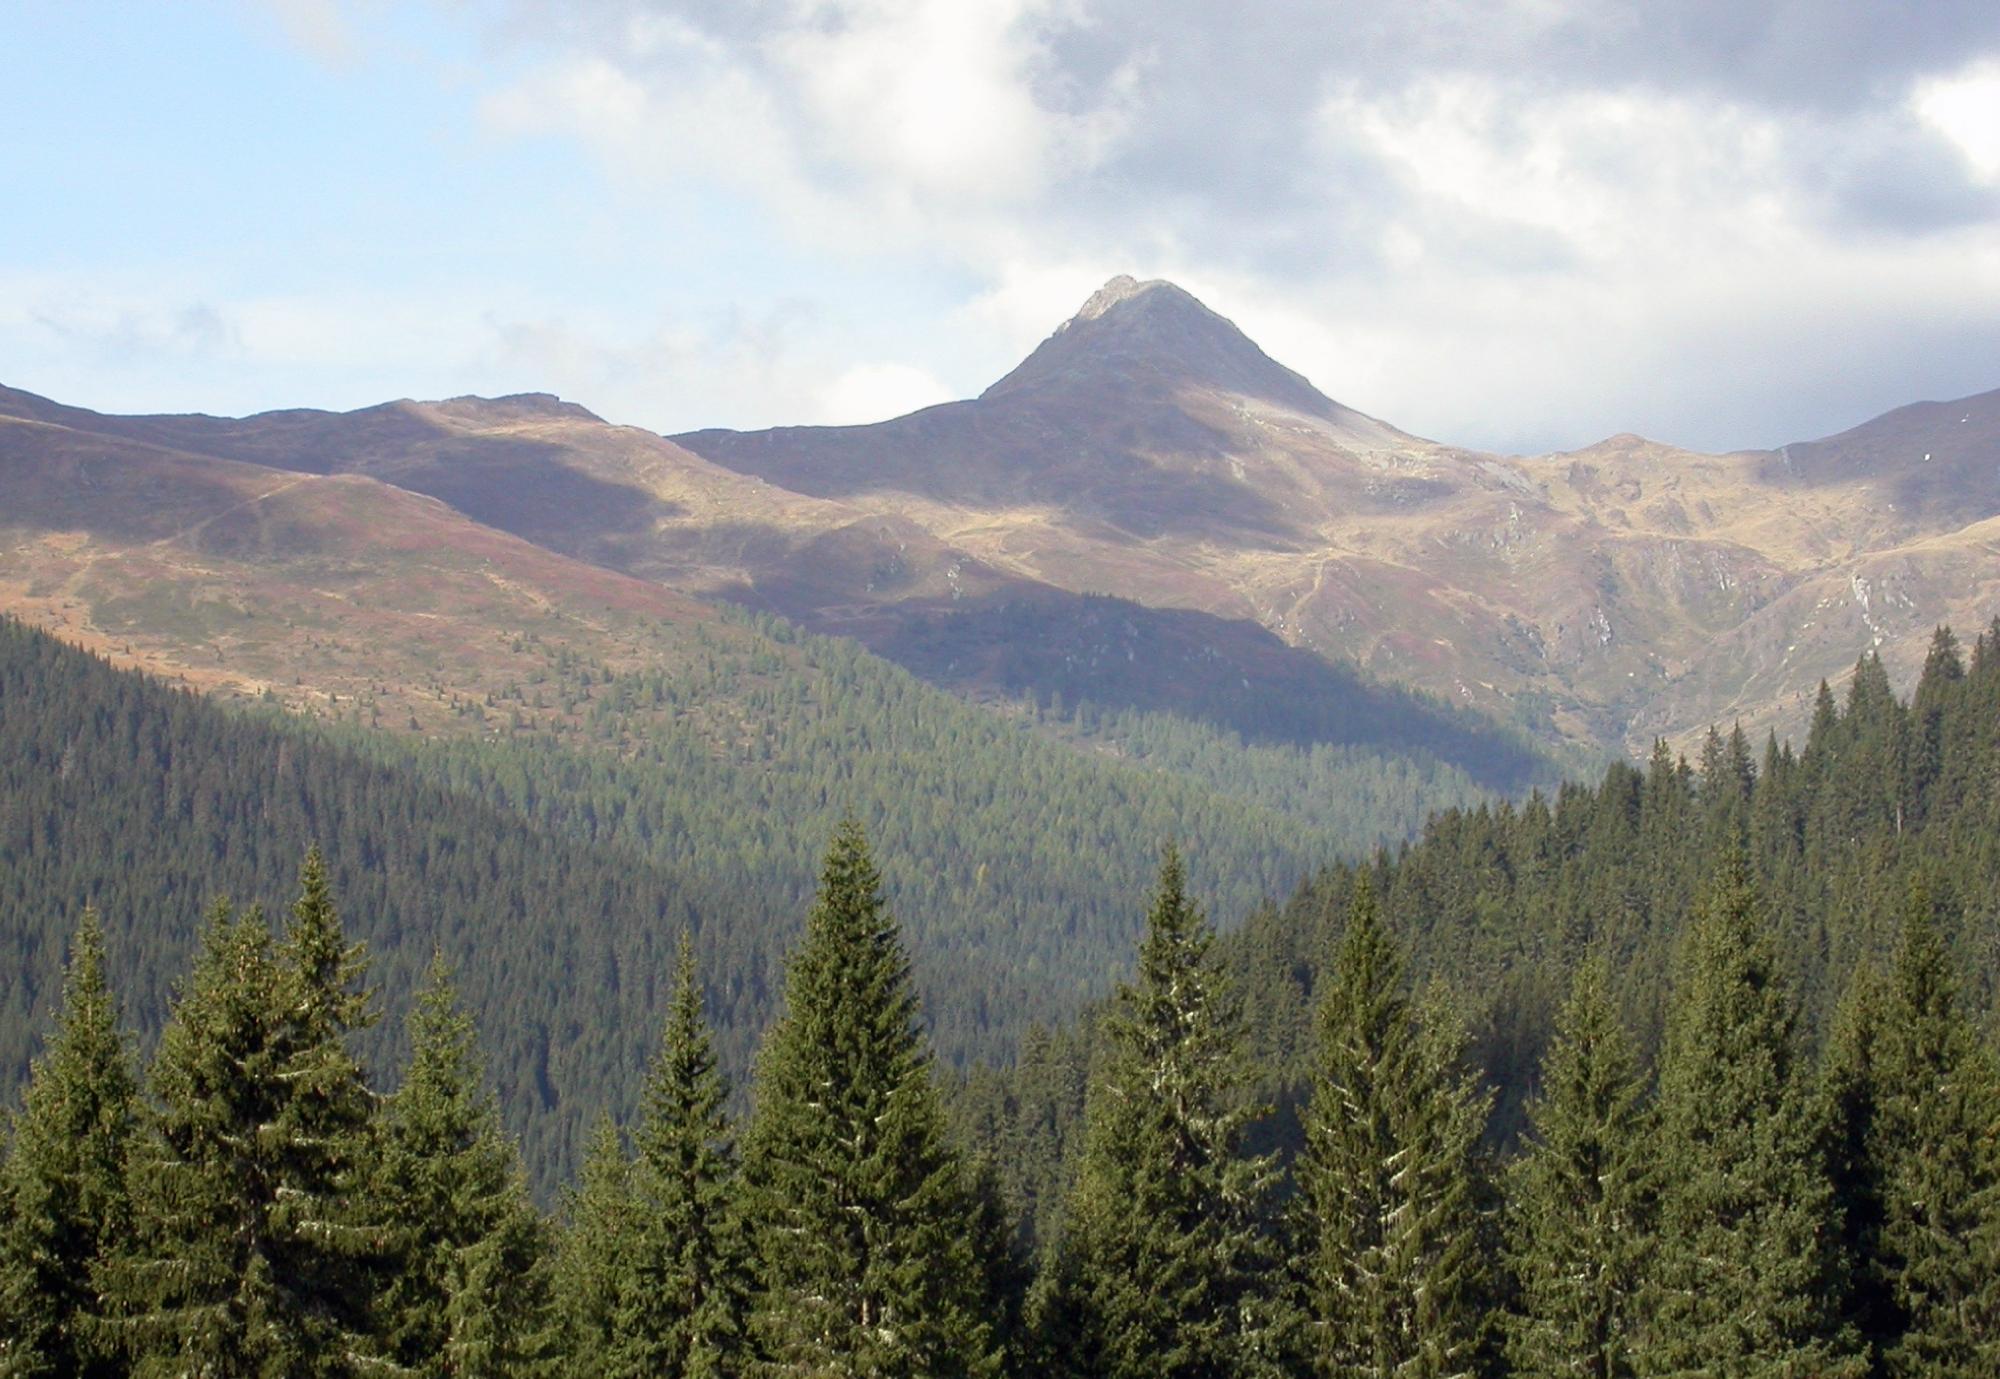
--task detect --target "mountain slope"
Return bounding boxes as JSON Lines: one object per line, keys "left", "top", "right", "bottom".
{"left": 1757, "top": 385, "right": 2000, "bottom": 531}
{"left": 11, "top": 276, "right": 1989, "bottom": 761}
{"left": 0, "top": 398, "right": 1536, "bottom": 1113}
{"left": 674, "top": 279, "right": 2000, "bottom": 755}
{"left": 0, "top": 372, "right": 1547, "bottom": 789}
{"left": 0, "top": 401, "right": 753, "bottom": 729}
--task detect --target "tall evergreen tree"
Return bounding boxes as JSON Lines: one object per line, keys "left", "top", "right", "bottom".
{"left": 1820, "top": 955, "right": 1901, "bottom": 1374}
{"left": 102, "top": 901, "right": 300, "bottom": 1374}
{"left": 376, "top": 955, "right": 556, "bottom": 1377}
{"left": 1505, "top": 957, "right": 1653, "bottom": 1379}
{"left": 104, "top": 854, "right": 389, "bottom": 1378}
{"left": 0, "top": 909, "right": 137, "bottom": 1379}
{"left": 1036, "top": 848, "right": 1282, "bottom": 1379}
{"left": 737, "top": 820, "right": 998, "bottom": 1377}
{"left": 1293, "top": 878, "right": 1497, "bottom": 1379}
{"left": 614, "top": 934, "right": 744, "bottom": 1378}
{"left": 960, "top": 1152, "right": 1032, "bottom": 1370}
{"left": 269, "top": 847, "right": 391, "bottom": 1370}
{"left": 1635, "top": 851, "right": 1863, "bottom": 1379}
{"left": 552, "top": 1117, "right": 631, "bottom": 1379}
{"left": 1867, "top": 885, "right": 2000, "bottom": 1378}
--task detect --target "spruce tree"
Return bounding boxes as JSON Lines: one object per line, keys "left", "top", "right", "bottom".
{"left": 1868, "top": 886, "right": 2000, "bottom": 1378}
{"left": 1293, "top": 878, "right": 1497, "bottom": 1379}
{"left": 552, "top": 1116, "right": 631, "bottom": 1379}
{"left": 614, "top": 934, "right": 744, "bottom": 1378}
{"left": 1819, "top": 958, "right": 1895, "bottom": 1370}
{"left": 737, "top": 820, "right": 998, "bottom": 1377}
{"left": 268, "top": 847, "right": 390, "bottom": 1370}
{"left": 961, "top": 1152, "right": 1031, "bottom": 1368}
{"left": 0, "top": 908, "right": 137, "bottom": 1379}
{"left": 102, "top": 901, "right": 297, "bottom": 1373}
{"left": 1635, "top": 851, "right": 1863, "bottom": 1379}
{"left": 1505, "top": 957, "right": 1653, "bottom": 1379}
{"left": 1038, "top": 848, "right": 1282, "bottom": 1379}
{"left": 105, "top": 854, "right": 389, "bottom": 1378}
{"left": 376, "top": 955, "right": 556, "bottom": 1377}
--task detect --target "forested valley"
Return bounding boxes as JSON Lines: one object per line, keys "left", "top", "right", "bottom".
{"left": 0, "top": 613, "right": 1532, "bottom": 1185}
{"left": 4, "top": 618, "right": 2000, "bottom": 1373}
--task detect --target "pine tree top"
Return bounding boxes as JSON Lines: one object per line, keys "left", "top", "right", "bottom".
{"left": 393, "top": 952, "right": 504, "bottom": 1157}
{"left": 633, "top": 932, "right": 732, "bottom": 1178}
{"left": 283, "top": 846, "right": 373, "bottom": 1038}
{"left": 1519, "top": 956, "right": 1648, "bottom": 1166}
{"left": 755, "top": 817, "right": 928, "bottom": 1119}
{"left": 16, "top": 907, "right": 135, "bottom": 1144}
{"left": 1317, "top": 875, "right": 1407, "bottom": 1064}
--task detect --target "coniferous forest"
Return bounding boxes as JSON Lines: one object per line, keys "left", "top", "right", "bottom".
{"left": 0, "top": 613, "right": 1532, "bottom": 1186}
{"left": 5, "top": 622, "right": 2000, "bottom": 1373}
{"left": 12, "top": 4, "right": 2000, "bottom": 1371}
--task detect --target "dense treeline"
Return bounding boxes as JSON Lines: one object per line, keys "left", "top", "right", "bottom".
{"left": 1225, "top": 624, "right": 2000, "bottom": 1135}
{"left": 9, "top": 609, "right": 2000, "bottom": 1371}
{"left": 319, "top": 606, "right": 1534, "bottom": 1031}
{"left": 965, "top": 625, "right": 2000, "bottom": 1252}
{"left": 5, "top": 822, "right": 1996, "bottom": 1376}
{"left": 0, "top": 619, "right": 734, "bottom": 1187}
{"left": 0, "top": 615, "right": 1523, "bottom": 1188}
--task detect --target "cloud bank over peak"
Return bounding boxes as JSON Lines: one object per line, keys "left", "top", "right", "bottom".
{"left": 455, "top": 0, "right": 2000, "bottom": 450}
{"left": 2, "top": 1, "right": 1996, "bottom": 451}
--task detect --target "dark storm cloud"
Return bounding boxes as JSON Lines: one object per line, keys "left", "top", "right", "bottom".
{"left": 1030, "top": 0, "right": 2000, "bottom": 115}
{"left": 1788, "top": 113, "right": 2000, "bottom": 233}
{"left": 1001, "top": 0, "right": 2000, "bottom": 257}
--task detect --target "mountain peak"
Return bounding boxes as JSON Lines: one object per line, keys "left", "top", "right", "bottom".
{"left": 982, "top": 274, "right": 1339, "bottom": 420}
{"left": 425, "top": 392, "right": 604, "bottom": 425}
{"left": 1070, "top": 274, "right": 1187, "bottom": 322}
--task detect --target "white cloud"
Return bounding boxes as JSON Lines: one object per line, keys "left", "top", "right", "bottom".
{"left": 771, "top": 0, "right": 1063, "bottom": 205}
{"left": 1170, "top": 74, "right": 2000, "bottom": 450}
{"left": 814, "top": 361, "right": 954, "bottom": 424}
{"left": 1916, "top": 59, "right": 2000, "bottom": 181}
{"left": 1313, "top": 78, "right": 1792, "bottom": 269}
{"left": 70, "top": 1, "right": 1999, "bottom": 452}
{"left": 478, "top": 0, "right": 1138, "bottom": 261}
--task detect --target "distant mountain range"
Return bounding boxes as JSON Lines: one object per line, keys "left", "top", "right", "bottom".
{"left": 5, "top": 275, "right": 1997, "bottom": 760}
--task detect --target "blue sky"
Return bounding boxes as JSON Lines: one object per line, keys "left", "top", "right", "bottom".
{"left": 5, "top": 0, "right": 1999, "bottom": 452}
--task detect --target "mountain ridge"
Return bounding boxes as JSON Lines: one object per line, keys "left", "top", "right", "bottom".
{"left": 4, "top": 275, "right": 1996, "bottom": 759}
{"left": 673, "top": 276, "right": 2000, "bottom": 754}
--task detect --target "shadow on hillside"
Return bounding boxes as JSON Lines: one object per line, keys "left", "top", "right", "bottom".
{"left": 861, "top": 588, "right": 1547, "bottom": 791}
{"left": 3, "top": 398, "right": 687, "bottom": 561}
{"left": 0, "top": 433, "right": 264, "bottom": 545}
{"left": 373, "top": 438, "right": 687, "bottom": 555}
{"left": 679, "top": 391, "right": 1305, "bottom": 548}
